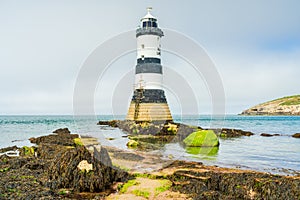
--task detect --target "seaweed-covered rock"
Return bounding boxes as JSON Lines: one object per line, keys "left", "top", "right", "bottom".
{"left": 0, "top": 128, "right": 131, "bottom": 199}
{"left": 98, "top": 120, "right": 184, "bottom": 136}
{"left": 292, "top": 133, "right": 300, "bottom": 138}
{"left": 0, "top": 145, "right": 19, "bottom": 153}
{"left": 183, "top": 130, "right": 219, "bottom": 147}
{"left": 47, "top": 145, "right": 127, "bottom": 192}
{"left": 167, "top": 161, "right": 300, "bottom": 200}
{"left": 97, "top": 120, "right": 119, "bottom": 127}
{"left": 29, "top": 128, "right": 78, "bottom": 146}
{"left": 99, "top": 120, "right": 254, "bottom": 139}
{"left": 0, "top": 148, "right": 59, "bottom": 199}
{"left": 52, "top": 128, "right": 71, "bottom": 134}
{"left": 261, "top": 133, "right": 275, "bottom": 137}
{"left": 214, "top": 128, "right": 254, "bottom": 137}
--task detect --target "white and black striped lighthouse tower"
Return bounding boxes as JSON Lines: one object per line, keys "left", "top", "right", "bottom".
{"left": 126, "top": 8, "right": 173, "bottom": 121}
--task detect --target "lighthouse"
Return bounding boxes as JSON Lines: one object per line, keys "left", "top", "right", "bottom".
{"left": 126, "top": 8, "right": 173, "bottom": 122}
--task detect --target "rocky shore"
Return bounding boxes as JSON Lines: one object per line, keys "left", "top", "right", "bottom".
{"left": 0, "top": 128, "right": 130, "bottom": 199}
{"left": 99, "top": 120, "right": 300, "bottom": 199}
{"left": 103, "top": 142, "right": 300, "bottom": 200}
{"left": 1, "top": 125, "right": 300, "bottom": 199}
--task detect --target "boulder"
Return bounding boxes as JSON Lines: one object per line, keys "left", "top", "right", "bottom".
{"left": 47, "top": 145, "right": 126, "bottom": 192}
{"left": 185, "top": 146, "right": 219, "bottom": 156}
{"left": 126, "top": 140, "right": 139, "bottom": 148}
{"left": 292, "top": 133, "right": 300, "bottom": 138}
{"left": 214, "top": 128, "right": 254, "bottom": 137}
{"left": 176, "top": 124, "right": 199, "bottom": 141}
{"left": 53, "top": 128, "right": 71, "bottom": 134}
{"left": 29, "top": 128, "right": 78, "bottom": 146}
{"left": 183, "top": 130, "right": 219, "bottom": 147}
{"left": 260, "top": 133, "right": 274, "bottom": 137}
{"left": 97, "top": 120, "right": 119, "bottom": 127}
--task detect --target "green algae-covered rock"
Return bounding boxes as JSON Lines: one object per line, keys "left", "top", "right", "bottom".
{"left": 126, "top": 140, "right": 139, "bottom": 148}
{"left": 183, "top": 130, "right": 219, "bottom": 147}
{"left": 185, "top": 146, "right": 219, "bottom": 156}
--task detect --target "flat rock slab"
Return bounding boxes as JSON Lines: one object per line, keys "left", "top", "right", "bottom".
{"left": 103, "top": 145, "right": 174, "bottom": 173}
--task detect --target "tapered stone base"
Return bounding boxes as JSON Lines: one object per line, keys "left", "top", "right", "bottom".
{"left": 126, "top": 102, "right": 173, "bottom": 121}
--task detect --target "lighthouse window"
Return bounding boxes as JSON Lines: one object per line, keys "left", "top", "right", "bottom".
{"left": 147, "top": 21, "right": 151, "bottom": 27}
{"left": 152, "top": 22, "right": 157, "bottom": 27}
{"left": 141, "top": 44, "right": 145, "bottom": 49}
{"left": 143, "top": 22, "right": 147, "bottom": 28}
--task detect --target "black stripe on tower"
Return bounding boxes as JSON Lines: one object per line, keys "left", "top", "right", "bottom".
{"left": 132, "top": 89, "right": 167, "bottom": 103}
{"left": 136, "top": 63, "right": 162, "bottom": 74}
{"left": 136, "top": 28, "right": 164, "bottom": 37}
{"left": 137, "top": 58, "right": 160, "bottom": 64}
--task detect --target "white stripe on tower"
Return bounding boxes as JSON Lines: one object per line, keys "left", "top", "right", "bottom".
{"left": 135, "top": 73, "right": 162, "bottom": 90}
{"left": 137, "top": 35, "right": 161, "bottom": 59}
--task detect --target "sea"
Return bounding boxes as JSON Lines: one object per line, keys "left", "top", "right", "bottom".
{"left": 0, "top": 115, "right": 299, "bottom": 175}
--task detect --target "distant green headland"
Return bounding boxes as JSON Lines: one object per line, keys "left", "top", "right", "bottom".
{"left": 240, "top": 95, "right": 300, "bottom": 115}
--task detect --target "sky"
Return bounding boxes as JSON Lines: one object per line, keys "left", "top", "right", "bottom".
{"left": 0, "top": 0, "right": 300, "bottom": 115}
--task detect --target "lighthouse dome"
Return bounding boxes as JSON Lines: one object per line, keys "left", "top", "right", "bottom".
{"left": 142, "top": 11, "right": 155, "bottom": 20}
{"left": 140, "top": 7, "right": 158, "bottom": 28}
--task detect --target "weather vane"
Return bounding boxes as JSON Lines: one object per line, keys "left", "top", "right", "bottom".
{"left": 147, "top": 7, "right": 152, "bottom": 13}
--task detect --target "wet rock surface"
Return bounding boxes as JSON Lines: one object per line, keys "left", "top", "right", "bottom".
{"left": 292, "top": 133, "right": 300, "bottom": 138}
{"left": 111, "top": 151, "right": 145, "bottom": 162}
{"left": 0, "top": 128, "right": 130, "bottom": 199}
{"left": 97, "top": 120, "right": 258, "bottom": 152}
{"left": 260, "top": 133, "right": 280, "bottom": 137}
{"left": 163, "top": 161, "right": 300, "bottom": 200}
{"left": 212, "top": 128, "right": 254, "bottom": 137}
{"left": 98, "top": 120, "right": 196, "bottom": 151}
{"left": 97, "top": 120, "right": 119, "bottom": 128}
{"left": 98, "top": 120, "right": 256, "bottom": 139}
{"left": 29, "top": 128, "right": 78, "bottom": 146}
{"left": 104, "top": 146, "right": 300, "bottom": 200}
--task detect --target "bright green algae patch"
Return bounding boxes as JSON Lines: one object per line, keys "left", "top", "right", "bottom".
{"left": 118, "top": 179, "right": 140, "bottom": 193}
{"left": 23, "top": 146, "right": 35, "bottom": 156}
{"left": 155, "top": 179, "right": 172, "bottom": 196}
{"left": 73, "top": 138, "right": 83, "bottom": 146}
{"left": 126, "top": 140, "right": 139, "bottom": 148}
{"left": 185, "top": 146, "right": 219, "bottom": 156}
{"left": 183, "top": 130, "right": 219, "bottom": 147}
{"left": 132, "top": 189, "right": 150, "bottom": 199}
